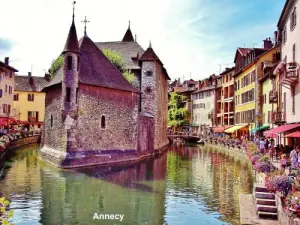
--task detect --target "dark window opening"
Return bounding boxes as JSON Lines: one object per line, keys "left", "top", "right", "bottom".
{"left": 146, "top": 71, "right": 153, "bottom": 76}
{"left": 28, "top": 94, "right": 34, "bottom": 101}
{"left": 66, "top": 87, "right": 71, "bottom": 102}
{"left": 50, "top": 115, "right": 53, "bottom": 128}
{"left": 14, "top": 94, "right": 19, "bottom": 101}
{"left": 67, "top": 56, "right": 73, "bottom": 70}
{"left": 77, "top": 56, "right": 80, "bottom": 71}
{"left": 145, "top": 87, "right": 152, "bottom": 93}
{"left": 101, "top": 115, "right": 106, "bottom": 129}
{"left": 76, "top": 88, "right": 79, "bottom": 103}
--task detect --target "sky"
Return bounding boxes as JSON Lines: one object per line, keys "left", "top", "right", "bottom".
{"left": 0, "top": 0, "right": 286, "bottom": 81}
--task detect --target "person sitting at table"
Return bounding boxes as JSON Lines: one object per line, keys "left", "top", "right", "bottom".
{"left": 290, "top": 146, "right": 298, "bottom": 169}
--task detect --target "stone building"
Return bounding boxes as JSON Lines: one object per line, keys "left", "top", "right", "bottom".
{"left": 40, "top": 12, "right": 170, "bottom": 168}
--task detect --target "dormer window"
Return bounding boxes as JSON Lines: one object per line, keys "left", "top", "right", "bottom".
{"left": 67, "top": 56, "right": 72, "bottom": 70}
{"left": 146, "top": 71, "right": 153, "bottom": 76}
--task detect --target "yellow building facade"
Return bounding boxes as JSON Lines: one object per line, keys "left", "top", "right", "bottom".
{"left": 233, "top": 46, "right": 280, "bottom": 137}
{"left": 13, "top": 74, "right": 50, "bottom": 130}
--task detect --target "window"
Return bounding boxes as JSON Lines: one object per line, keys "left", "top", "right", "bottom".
{"left": 293, "top": 44, "right": 296, "bottom": 62}
{"left": 9, "top": 71, "right": 12, "bottom": 78}
{"left": 50, "top": 115, "right": 53, "bottom": 129}
{"left": 282, "top": 26, "right": 287, "bottom": 43}
{"left": 101, "top": 115, "right": 106, "bottom": 129}
{"left": 290, "top": 7, "right": 297, "bottom": 31}
{"left": 13, "top": 94, "right": 19, "bottom": 101}
{"left": 0, "top": 89, "right": 2, "bottom": 98}
{"left": 146, "top": 71, "right": 153, "bottom": 76}
{"left": 67, "top": 56, "right": 73, "bottom": 70}
{"left": 28, "top": 94, "right": 34, "bottom": 101}
{"left": 8, "top": 105, "right": 11, "bottom": 114}
{"left": 3, "top": 104, "right": 7, "bottom": 113}
{"left": 77, "top": 56, "right": 80, "bottom": 71}
{"left": 9, "top": 86, "right": 12, "bottom": 94}
{"left": 284, "top": 55, "right": 287, "bottom": 63}
{"left": 145, "top": 87, "right": 152, "bottom": 93}
{"left": 5, "top": 85, "right": 7, "bottom": 93}
{"left": 264, "top": 94, "right": 266, "bottom": 104}
{"left": 76, "top": 88, "right": 79, "bottom": 103}
{"left": 66, "top": 87, "right": 71, "bottom": 102}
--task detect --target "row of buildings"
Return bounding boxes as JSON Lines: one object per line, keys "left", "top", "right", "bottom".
{"left": 169, "top": 0, "right": 300, "bottom": 146}
{"left": 0, "top": 58, "right": 49, "bottom": 132}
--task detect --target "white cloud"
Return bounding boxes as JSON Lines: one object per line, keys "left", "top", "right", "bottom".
{"left": 0, "top": 0, "right": 280, "bottom": 81}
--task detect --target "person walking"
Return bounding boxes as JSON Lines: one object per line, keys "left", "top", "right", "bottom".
{"left": 290, "top": 146, "right": 298, "bottom": 169}
{"left": 259, "top": 138, "right": 265, "bottom": 155}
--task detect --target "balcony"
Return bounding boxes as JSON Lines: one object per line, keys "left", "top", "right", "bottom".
{"left": 271, "top": 112, "right": 286, "bottom": 125}
{"left": 279, "top": 62, "right": 299, "bottom": 86}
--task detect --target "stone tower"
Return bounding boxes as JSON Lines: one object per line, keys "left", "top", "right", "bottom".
{"left": 140, "top": 42, "right": 170, "bottom": 150}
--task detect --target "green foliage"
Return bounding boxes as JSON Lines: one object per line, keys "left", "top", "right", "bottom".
{"left": 168, "top": 92, "right": 190, "bottom": 127}
{"left": 0, "top": 196, "right": 14, "bottom": 225}
{"left": 49, "top": 55, "right": 63, "bottom": 77}
{"left": 102, "top": 49, "right": 125, "bottom": 72}
{"left": 122, "top": 70, "right": 136, "bottom": 85}
{"left": 259, "top": 155, "right": 270, "bottom": 162}
{"left": 102, "top": 48, "right": 136, "bottom": 85}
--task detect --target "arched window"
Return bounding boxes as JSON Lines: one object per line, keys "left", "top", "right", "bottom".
{"left": 50, "top": 115, "right": 53, "bottom": 129}
{"left": 67, "top": 56, "right": 72, "bottom": 70}
{"left": 101, "top": 115, "right": 106, "bottom": 129}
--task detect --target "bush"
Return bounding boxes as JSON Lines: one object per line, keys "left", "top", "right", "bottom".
{"left": 0, "top": 196, "right": 14, "bottom": 225}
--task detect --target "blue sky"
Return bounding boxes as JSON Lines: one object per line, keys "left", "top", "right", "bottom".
{"left": 0, "top": 0, "right": 285, "bottom": 80}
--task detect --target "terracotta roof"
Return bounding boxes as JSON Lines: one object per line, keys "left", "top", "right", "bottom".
{"left": 15, "top": 75, "right": 50, "bottom": 92}
{"left": 62, "top": 21, "right": 79, "bottom": 54}
{"left": 95, "top": 41, "right": 144, "bottom": 70}
{"left": 0, "top": 61, "right": 18, "bottom": 72}
{"left": 122, "top": 28, "right": 134, "bottom": 42}
{"left": 44, "top": 35, "right": 139, "bottom": 93}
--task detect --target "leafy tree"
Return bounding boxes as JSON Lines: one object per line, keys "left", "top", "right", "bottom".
{"left": 168, "top": 92, "right": 189, "bottom": 128}
{"left": 0, "top": 196, "right": 14, "bottom": 225}
{"left": 102, "top": 48, "right": 136, "bottom": 85}
{"left": 48, "top": 55, "right": 63, "bottom": 77}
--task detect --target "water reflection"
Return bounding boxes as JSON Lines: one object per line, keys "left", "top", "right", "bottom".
{"left": 0, "top": 144, "right": 254, "bottom": 225}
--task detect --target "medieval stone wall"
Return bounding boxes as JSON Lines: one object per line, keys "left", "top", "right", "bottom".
{"left": 42, "top": 85, "right": 66, "bottom": 152}
{"left": 74, "top": 84, "right": 138, "bottom": 151}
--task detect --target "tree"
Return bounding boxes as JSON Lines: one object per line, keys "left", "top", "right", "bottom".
{"left": 0, "top": 196, "right": 14, "bottom": 225}
{"left": 102, "top": 48, "right": 136, "bottom": 86}
{"left": 168, "top": 92, "right": 189, "bottom": 129}
{"left": 48, "top": 55, "right": 63, "bottom": 77}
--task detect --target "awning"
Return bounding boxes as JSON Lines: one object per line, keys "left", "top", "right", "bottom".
{"left": 251, "top": 124, "right": 270, "bottom": 133}
{"left": 273, "top": 62, "right": 286, "bottom": 75}
{"left": 285, "top": 131, "right": 300, "bottom": 138}
{"left": 0, "top": 117, "right": 16, "bottom": 126}
{"left": 264, "top": 123, "right": 300, "bottom": 138}
{"left": 213, "top": 127, "right": 225, "bottom": 133}
{"left": 224, "top": 125, "right": 248, "bottom": 133}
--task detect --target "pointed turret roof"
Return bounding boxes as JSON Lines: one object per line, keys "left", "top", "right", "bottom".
{"left": 63, "top": 21, "right": 80, "bottom": 54}
{"left": 122, "top": 21, "right": 134, "bottom": 42}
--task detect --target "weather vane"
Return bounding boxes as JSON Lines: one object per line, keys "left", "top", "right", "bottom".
{"left": 72, "top": 1, "right": 76, "bottom": 22}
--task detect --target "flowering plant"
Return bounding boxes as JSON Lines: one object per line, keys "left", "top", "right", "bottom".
{"left": 255, "top": 161, "right": 274, "bottom": 173}
{"left": 251, "top": 154, "right": 261, "bottom": 164}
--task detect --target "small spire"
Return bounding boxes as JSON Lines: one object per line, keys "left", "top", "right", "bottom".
{"left": 149, "top": 40, "right": 152, "bottom": 48}
{"left": 128, "top": 20, "right": 131, "bottom": 29}
{"left": 72, "top": 1, "right": 76, "bottom": 23}
{"left": 81, "top": 16, "right": 90, "bottom": 36}
{"left": 135, "top": 34, "right": 137, "bottom": 42}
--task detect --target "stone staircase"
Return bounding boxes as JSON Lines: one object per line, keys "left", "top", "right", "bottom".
{"left": 255, "top": 186, "right": 278, "bottom": 220}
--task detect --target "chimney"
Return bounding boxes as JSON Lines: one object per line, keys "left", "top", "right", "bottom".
{"left": 225, "top": 67, "right": 230, "bottom": 71}
{"left": 28, "top": 72, "right": 31, "bottom": 78}
{"left": 263, "top": 38, "right": 273, "bottom": 49}
{"left": 274, "top": 31, "right": 278, "bottom": 45}
{"left": 4, "top": 57, "right": 9, "bottom": 65}
{"left": 44, "top": 73, "right": 51, "bottom": 81}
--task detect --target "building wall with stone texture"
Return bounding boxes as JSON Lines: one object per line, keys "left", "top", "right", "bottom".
{"left": 74, "top": 84, "right": 138, "bottom": 151}
{"left": 141, "top": 61, "right": 168, "bottom": 150}
{"left": 42, "top": 85, "right": 67, "bottom": 153}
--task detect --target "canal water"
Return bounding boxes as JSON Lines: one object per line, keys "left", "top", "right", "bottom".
{"left": 0, "top": 144, "right": 254, "bottom": 225}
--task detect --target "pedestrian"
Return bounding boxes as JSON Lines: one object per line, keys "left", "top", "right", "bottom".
{"left": 290, "top": 146, "right": 298, "bottom": 169}
{"left": 259, "top": 137, "right": 265, "bottom": 155}
{"left": 265, "top": 138, "right": 270, "bottom": 152}
{"left": 269, "top": 139, "right": 275, "bottom": 161}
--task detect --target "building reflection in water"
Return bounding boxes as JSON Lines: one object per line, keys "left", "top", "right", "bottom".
{"left": 0, "top": 144, "right": 253, "bottom": 225}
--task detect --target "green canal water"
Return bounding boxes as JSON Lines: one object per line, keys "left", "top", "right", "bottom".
{"left": 0, "top": 144, "right": 254, "bottom": 225}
